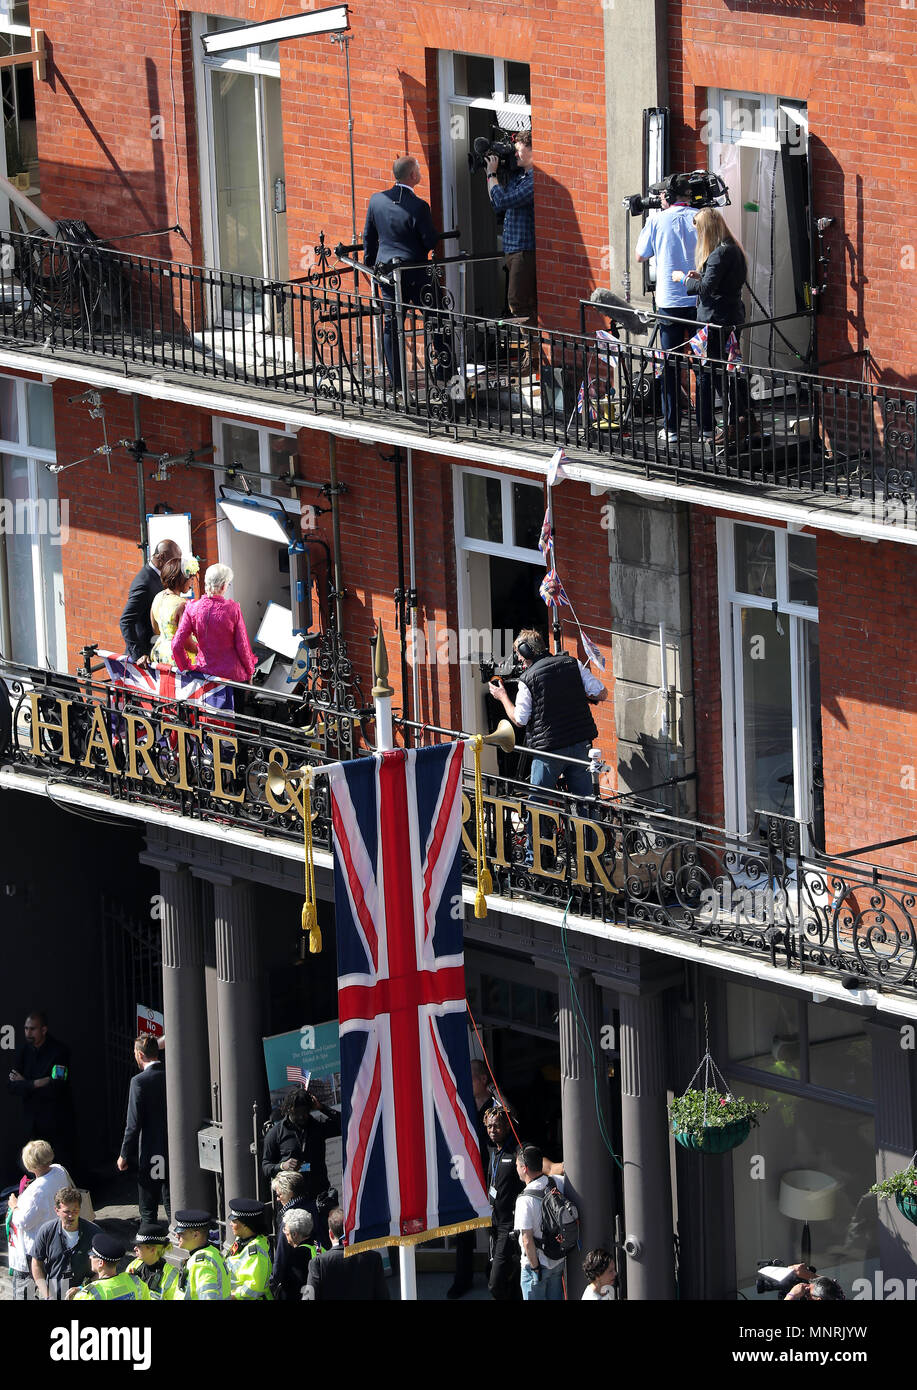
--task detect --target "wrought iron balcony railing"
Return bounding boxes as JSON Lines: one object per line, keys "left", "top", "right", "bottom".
{"left": 1, "top": 229, "right": 914, "bottom": 523}
{"left": 1, "top": 660, "right": 915, "bottom": 1000}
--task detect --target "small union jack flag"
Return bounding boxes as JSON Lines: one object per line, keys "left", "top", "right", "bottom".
{"left": 689, "top": 324, "right": 709, "bottom": 360}
{"left": 580, "top": 629, "right": 606, "bottom": 673}
{"left": 538, "top": 507, "right": 553, "bottom": 561}
{"left": 726, "top": 330, "right": 743, "bottom": 373}
{"left": 540, "top": 568, "right": 570, "bottom": 609}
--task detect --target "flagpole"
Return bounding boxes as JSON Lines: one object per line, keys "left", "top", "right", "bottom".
{"left": 372, "top": 624, "right": 418, "bottom": 1302}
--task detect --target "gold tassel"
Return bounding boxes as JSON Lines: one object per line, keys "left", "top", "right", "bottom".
{"left": 470, "top": 735, "right": 490, "bottom": 919}
{"left": 300, "top": 768, "right": 320, "bottom": 953}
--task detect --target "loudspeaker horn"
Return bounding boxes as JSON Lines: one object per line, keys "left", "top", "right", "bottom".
{"left": 481, "top": 719, "right": 515, "bottom": 753}
{"left": 266, "top": 758, "right": 308, "bottom": 800}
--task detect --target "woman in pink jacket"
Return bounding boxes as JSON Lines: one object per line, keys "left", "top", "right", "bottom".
{"left": 171, "top": 563, "right": 257, "bottom": 684}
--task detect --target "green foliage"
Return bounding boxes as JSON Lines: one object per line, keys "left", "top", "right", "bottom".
{"left": 669, "top": 1088, "right": 769, "bottom": 1137}
{"left": 869, "top": 1167, "right": 917, "bottom": 1200}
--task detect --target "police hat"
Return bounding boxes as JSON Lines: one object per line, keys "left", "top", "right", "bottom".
{"left": 173, "top": 1209, "right": 212, "bottom": 1231}
{"left": 228, "top": 1198, "right": 267, "bottom": 1223}
{"left": 135, "top": 1221, "right": 170, "bottom": 1244}
{"left": 91, "top": 1233, "right": 126, "bottom": 1263}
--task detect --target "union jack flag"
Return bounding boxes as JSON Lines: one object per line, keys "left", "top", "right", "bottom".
{"left": 689, "top": 324, "right": 709, "bottom": 360}
{"left": 725, "top": 330, "right": 743, "bottom": 373}
{"left": 540, "top": 567, "right": 570, "bottom": 609}
{"left": 327, "top": 744, "right": 489, "bottom": 1251}
{"left": 98, "top": 652, "right": 234, "bottom": 711}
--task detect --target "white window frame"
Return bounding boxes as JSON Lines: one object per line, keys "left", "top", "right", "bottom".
{"left": 0, "top": 374, "right": 63, "bottom": 668}
{"left": 212, "top": 417, "right": 299, "bottom": 574}
{"left": 191, "top": 12, "right": 283, "bottom": 285}
{"left": 708, "top": 88, "right": 808, "bottom": 153}
{"left": 717, "top": 518, "right": 819, "bottom": 842}
{"left": 437, "top": 51, "right": 532, "bottom": 310}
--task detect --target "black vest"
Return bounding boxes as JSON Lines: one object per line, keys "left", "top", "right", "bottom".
{"left": 517, "top": 652, "right": 598, "bottom": 753}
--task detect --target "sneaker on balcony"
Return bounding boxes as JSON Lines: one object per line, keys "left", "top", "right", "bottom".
{"left": 657, "top": 429, "right": 679, "bottom": 445}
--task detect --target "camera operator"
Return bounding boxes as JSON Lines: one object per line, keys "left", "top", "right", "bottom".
{"left": 784, "top": 1265, "right": 846, "bottom": 1301}
{"left": 363, "top": 155, "right": 440, "bottom": 393}
{"left": 485, "top": 131, "right": 536, "bottom": 326}
{"left": 488, "top": 631, "right": 606, "bottom": 858}
{"left": 635, "top": 174, "right": 710, "bottom": 445}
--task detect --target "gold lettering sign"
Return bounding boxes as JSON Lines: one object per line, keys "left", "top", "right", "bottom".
{"left": 27, "top": 692, "right": 74, "bottom": 765}
{"left": 79, "top": 703, "right": 119, "bottom": 774}
{"left": 158, "top": 722, "right": 199, "bottom": 793}
{"left": 529, "top": 806, "right": 565, "bottom": 881}
{"left": 481, "top": 794, "right": 521, "bottom": 867}
{"left": 123, "top": 713, "right": 166, "bottom": 786}
{"left": 570, "top": 815, "right": 616, "bottom": 892}
{"left": 206, "top": 730, "right": 245, "bottom": 804}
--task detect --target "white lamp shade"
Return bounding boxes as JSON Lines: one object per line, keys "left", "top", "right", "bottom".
{"left": 778, "top": 1169, "right": 839, "bottom": 1223}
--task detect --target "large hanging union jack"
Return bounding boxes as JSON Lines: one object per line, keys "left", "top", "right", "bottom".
{"left": 98, "top": 652, "right": 233, "bottom": 711}
{"left": 326, "top": 743, "right": 490, "bottom": 1251}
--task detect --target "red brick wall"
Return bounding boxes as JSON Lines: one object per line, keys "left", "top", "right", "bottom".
{"left": 667, "top": 0, "right": 917, "bottom": 381}
{"left": 33, "top": 0, "right": 609, "bottom": 335}
{"left": 818, "top": 533, "right": 917, "bottom": 872}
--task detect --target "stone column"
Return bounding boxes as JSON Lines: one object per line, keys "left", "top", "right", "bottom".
{"left": 159, "top": 864, "right": 211, "bottom": 1211}
{"left": 618, "top": 990, "right": 675, "bottom": 1299}
{"left": 870, "top": 1020, "right": 917, "bottom": 1280}
{"left": 213, "top": 877, "right": 263, "bottom": 1220}
{"left": 556, "top": 972, "right": 615, "bottom": 1298}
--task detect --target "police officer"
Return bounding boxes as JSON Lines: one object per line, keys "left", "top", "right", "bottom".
{"left": 483, "top": 1106, "right": 524, "bottom": 1301}
{"left": 70, "top": 1233, "right": 151, "bottom": 1301}
{"left": 173, "top": 1209, "right": 230, "bottom": 1300}
{"left": 226, "top": 1198, "right": 273, "bottom": 1301}
{"left": 489, "top": 628, "right": 606, "bottom": 809}
{"left": 127, "top": 1221, "right": 180, "bottom": 1301}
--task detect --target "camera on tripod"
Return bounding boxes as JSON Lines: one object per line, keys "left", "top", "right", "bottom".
{"left": 479, "top": 653, "right": 523, "bottom": 684}
{"left": 626, "top": 169, "right": 730, "bottom": 217}
{"left": 468, "top": 131, "right": 520, "bottom": 182}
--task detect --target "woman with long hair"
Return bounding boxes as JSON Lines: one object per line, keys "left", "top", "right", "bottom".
{"left": 677, "top": 208, "right": 754, "bottom": 445}
{"left": 150, "top": 555, "right": 197, "bottom": 666}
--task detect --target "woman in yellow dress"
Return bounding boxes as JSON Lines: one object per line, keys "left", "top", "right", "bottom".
{"left": 150, "top": 555, "right": 198, "bottom": 666}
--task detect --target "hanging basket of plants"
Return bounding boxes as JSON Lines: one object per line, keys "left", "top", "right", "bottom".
{"left": 870, "top": 1156, "right": 917, "bottom": 1226}
{"left": 669, "top": 1044, "right": 768, "bottom": 1155}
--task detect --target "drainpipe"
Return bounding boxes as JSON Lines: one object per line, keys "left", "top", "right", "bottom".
{"left": 133, "top": 396, "right": 149, "bottom": 557}
{"left": 327, "top": 436, "right": 345, "bottom": 635}
{"left": 406, "top": 447, "right": 420, "bottom": 742}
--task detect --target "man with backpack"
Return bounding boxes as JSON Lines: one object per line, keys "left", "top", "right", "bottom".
{"left": 513, "top": 1144, "right": 577, "bottom": 1301}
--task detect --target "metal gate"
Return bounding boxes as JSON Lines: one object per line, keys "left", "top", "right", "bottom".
{"left": 100, "top": 895, "right": 162, "bottom": 1154}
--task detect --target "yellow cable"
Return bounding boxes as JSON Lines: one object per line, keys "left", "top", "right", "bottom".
{"left": 299, "top": 768, "right": 321, "bottom": 953}
{"left": 470, "top": 736, "right": 491, "bottom": 918}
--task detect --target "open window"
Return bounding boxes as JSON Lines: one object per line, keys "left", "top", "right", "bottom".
{"left": 707, "top": 90, "right": 811, "bottom": 373}
{"left": 0, "top": 0, "right": 40, "bottom": 227}
{"left": 437, "top": 52, "right": 531, "bottom": 317}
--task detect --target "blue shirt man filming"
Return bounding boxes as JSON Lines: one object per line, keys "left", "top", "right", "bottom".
{"left": 635, "top": 174, "right": 709, "bottom": 445}
{"left": 486, "top": 131, "right": 536, "bottom": 325}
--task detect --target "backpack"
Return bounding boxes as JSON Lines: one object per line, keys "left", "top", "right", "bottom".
{"left": 533, "top": 1180, "right": 579, "bottom": 1261}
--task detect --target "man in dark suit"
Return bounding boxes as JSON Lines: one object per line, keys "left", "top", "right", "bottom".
{"left": 119, "top": 538, "right": 181, "bottom": 662}
{"left": 117, "top": 1034, "right": 169, "bottom": 1224}
{"left": 363, "top": 156, "right": 440, "bottom": 392}
{"left": 304, "top": 1207, "right": 389, "bottom": 1301}
{"left": 7, "top": 1010, "right": 74, "bottom": 1164}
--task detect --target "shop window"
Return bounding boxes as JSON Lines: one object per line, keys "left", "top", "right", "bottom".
{"left": 727, "top": 983, "right": 877, "bottom": 1296}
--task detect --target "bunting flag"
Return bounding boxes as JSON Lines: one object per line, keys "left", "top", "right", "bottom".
{"left": 546, "top": 447, "right": 568, "bottom": 487}
{"left": 539, "top": 568, "right": 570, "bottom": 609}
{"left": 689, "top": 323, "right": 709, "bottom": 360}
{"left": 580, "top": 629, "right": 606, "bottom": 673}
{"left": 538, "top": 507, "right": 554, "bottom": 560}
{"left": 327, "top": 744, "right": 490, "bottom": 1252}
{"left": 726, "top": 330, "right": 743, "bottom": 373}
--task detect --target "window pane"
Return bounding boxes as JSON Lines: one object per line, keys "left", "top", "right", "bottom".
{"left": 727, "top": 983, "right": 800, "bottom": 1080}
{"left": 734, "top": 524, "right": 776, "bottom": 598}
{"left": 37, "top": 458, "right": 66, "bottom": 669}
{"left": 740, "top": 607, "right": 794, "bottom": 825}
{"left": 26, "top": 382, "right": 54, "bottom": 449}
{"left": 807, "top": 1004, "right": 871, "bottom": 1100}
{"left": 1, "top": 454, "right": 37, "bottom": 665}
{"left": 0, "top": 377, "right": 19, "bottom": 443}
{"left": 222, "top": 421, "right": 261, "bottom": 479}
{"left": 463, "top": 473, "right": 502, "bottom": 543}
{"left": 452, "top": 53, "right": 495, "bottom": 100}
{"left": 210, "top": 69, "right": 264, "bottom": 280}
{"left": 511, "top": 481, "right": 543, "bottom": 551}
{"left": 266, "top": 432, "right": 296, "bottom": 499}
{"left": 505, "top": 62, "right": 530, "bottom": 103}
{"left": 731, "top": 1080, "right": 878, "bottom": 1295}
{"left": 788, "top": 532, "right": 817, "bottom": 607}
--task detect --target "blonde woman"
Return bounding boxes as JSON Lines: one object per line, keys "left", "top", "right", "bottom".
{"left": 674, "top": 208, "right": 754, "bottom": 444}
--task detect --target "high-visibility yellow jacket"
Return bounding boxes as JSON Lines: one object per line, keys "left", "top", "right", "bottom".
{"left": 227, "top": 1234, "right": 273, "bottom": 1301}
{"left": 73, "top": 1271, "right": 151, "bottom": 1301}
{"left": 127, "top": 1256, "right": 180, "bottom": 1301}
{"left": 176, "top": 1244, "right": 231, "bottom": 1301}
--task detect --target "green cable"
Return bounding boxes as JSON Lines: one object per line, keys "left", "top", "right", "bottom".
{"left": 560, "top": 896, "right": 624, "bottom": 1170}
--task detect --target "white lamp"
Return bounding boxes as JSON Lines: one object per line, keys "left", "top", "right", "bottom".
{"left": 778, "top": 1169, "right": 839, "bottom": 1265}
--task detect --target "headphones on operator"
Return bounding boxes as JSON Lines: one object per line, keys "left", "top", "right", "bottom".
{"left": 514, "top": 633, "right": 546, "bottom": 663}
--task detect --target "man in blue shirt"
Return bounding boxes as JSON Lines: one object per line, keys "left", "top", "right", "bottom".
{"left": 485, "top": 131, "right": 536, "bottom": 325}
{"left": 635, "top": 176, "right": 710, "bottom": 444}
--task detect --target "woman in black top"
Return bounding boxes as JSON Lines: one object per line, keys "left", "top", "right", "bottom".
{"left": 681, "top": 209, "right": 754, "bottom": 445}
